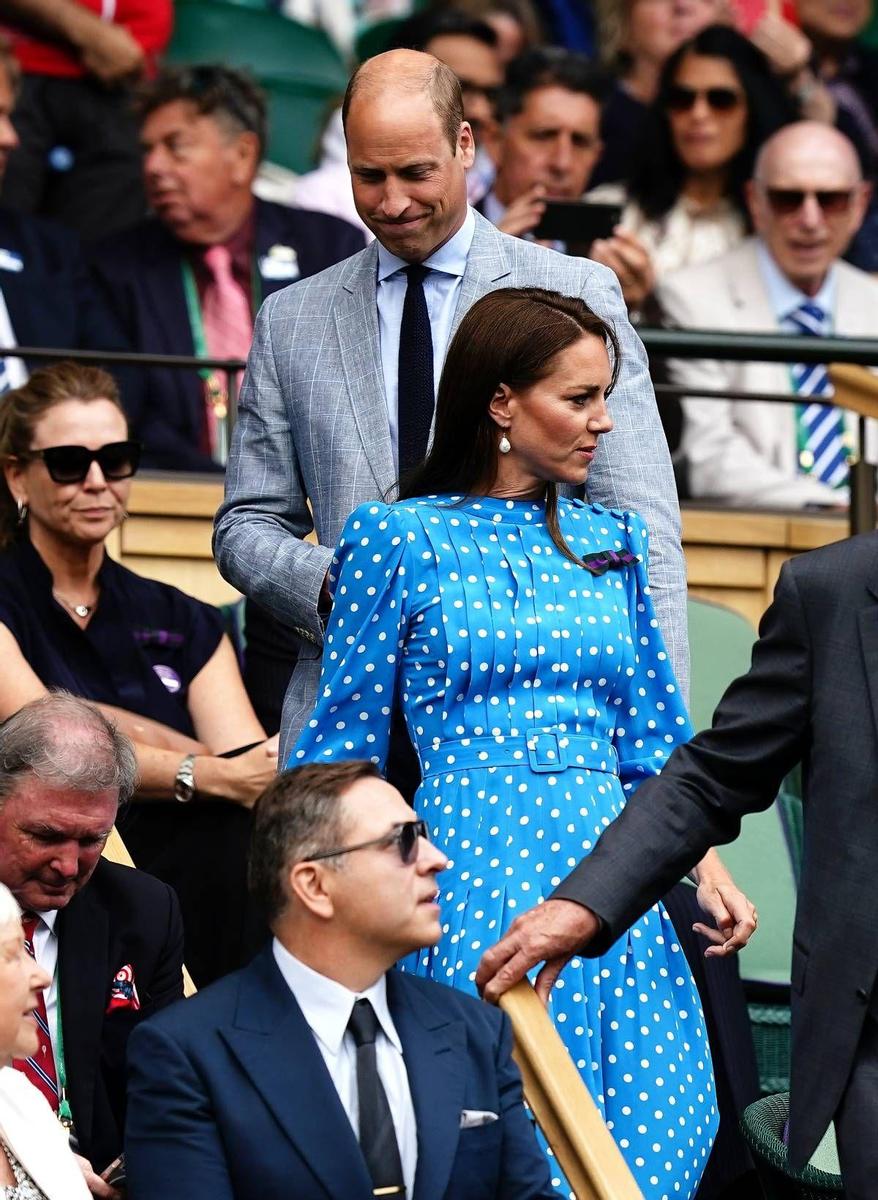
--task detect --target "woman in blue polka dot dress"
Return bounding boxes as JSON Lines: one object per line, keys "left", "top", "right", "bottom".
{"left": 291, "top": 288, "right": 725, "bottom": 1198}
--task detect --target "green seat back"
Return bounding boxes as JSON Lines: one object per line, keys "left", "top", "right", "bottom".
{"left": 740, "top": 1092, "right": 843, "bottom": 1199}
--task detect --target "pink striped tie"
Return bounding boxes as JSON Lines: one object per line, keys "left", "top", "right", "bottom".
{"left": 12, "top": 913, "right": 58, "bottom": 1110}
{"left": 201, "top": 244, "right": 253, "bottom": 456}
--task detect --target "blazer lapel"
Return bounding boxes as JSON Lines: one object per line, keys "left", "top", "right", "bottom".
{"left": 56, "top": 886, "right": 110, "bottom": 1150}
{"left": 388, "top": 973, "right": 467, "bottom": 1200}
{"left": 334, "top": 244, "right": 397, "bottom": 497}
{"left": 221, "top": 948, "right": 373, "bottom": 1199}
{"left": 449, "top": 212, "right": 513, "bottom": 342}
{"left": 859, "top": 574, "right": 878, "bottom": 744}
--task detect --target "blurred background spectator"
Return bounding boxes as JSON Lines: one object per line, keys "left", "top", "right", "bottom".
{"left": 0, "top": 0, "right": 172, "bottom": 240}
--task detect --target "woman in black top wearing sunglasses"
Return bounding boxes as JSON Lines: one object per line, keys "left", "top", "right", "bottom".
{"left": 0, "top": 362, "right": 277, "bottom": 985}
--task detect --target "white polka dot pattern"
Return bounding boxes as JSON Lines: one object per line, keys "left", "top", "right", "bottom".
{"left": 292, "top": 494, "right": 717, "bottom": 1198}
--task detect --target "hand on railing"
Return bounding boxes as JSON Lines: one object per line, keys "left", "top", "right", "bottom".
{"left": 475, "top": 898, "right": 600, "bottom": 1004}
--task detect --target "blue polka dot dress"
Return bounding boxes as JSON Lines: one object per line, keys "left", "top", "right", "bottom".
{"left": 291, "top": 494, "right": 718, "bottom": 1198}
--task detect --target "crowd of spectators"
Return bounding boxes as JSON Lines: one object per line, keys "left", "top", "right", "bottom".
{"left": 0, "top": 1, "right": 877, "bottom": 1197}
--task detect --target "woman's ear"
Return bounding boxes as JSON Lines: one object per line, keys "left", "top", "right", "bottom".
{"left": 488, "top": 383, "right": 514, "bottom": 429}
{"left": 3, "top": 460, "right": 26, "bottom": 507}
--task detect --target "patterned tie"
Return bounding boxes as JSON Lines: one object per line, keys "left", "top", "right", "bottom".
{"left": 12, "top": 914, "right": 58, "bottom": 1110}
{"left": 0, "top": 358, "right": 11, "bottom": 396}
{"left": 347, "top": 999, "right": 405, "bottom": 1196}
{"left": 397, "top": 264, "right": 434, "bottom": 477}
{"left": 789, "top": 301, "right": 849, "bottom": 489}
{"left": 201, "top": 244, "right": 253, "bottom": 462}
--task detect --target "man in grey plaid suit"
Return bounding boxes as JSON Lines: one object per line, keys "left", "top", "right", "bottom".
{"left": 214, "top": 49, "right": 687, "bottom": 763}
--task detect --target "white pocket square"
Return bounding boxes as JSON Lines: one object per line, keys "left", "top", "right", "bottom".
{"left": 459, "top": 1109, "right": 499, "bottom": 1129}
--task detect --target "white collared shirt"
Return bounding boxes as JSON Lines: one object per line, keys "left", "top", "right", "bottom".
{"left": 376, "top": 206, "right": 476, "bottom": 468}
{"left": 16, "top": 905, "right": 60, "bottom": 1059}
{"left": 272, "top": 939, "right": 417, "bottom": 1197}
{"left": 0, "top": 288, "right": 27, "bottom": 392}
{"left": 755, "top": 240, "right": 837, "bottom": 336}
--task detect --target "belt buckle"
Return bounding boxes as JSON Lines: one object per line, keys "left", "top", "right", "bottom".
{"left": 526, "top": 729, "right": 567, "bottom": 773}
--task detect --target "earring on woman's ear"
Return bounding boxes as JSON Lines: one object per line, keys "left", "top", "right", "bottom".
{"left": 16, "top": 498, "right": 27, "bottom": 525}
{"left": 498, "top": 431, "right": 511, "bottom": 455}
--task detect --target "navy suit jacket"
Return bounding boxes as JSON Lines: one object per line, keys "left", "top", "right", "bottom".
{"left": 0, "top": 206, "right": 135, "bottom": 371}
{"left": 90, "top": 198, "right": 365, "bottom": 472}
{"left": 126, "top": 945, "right": 556, "bottom": 1200}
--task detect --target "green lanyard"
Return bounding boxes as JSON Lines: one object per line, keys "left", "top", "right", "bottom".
{"left": 53, "top": 971, "right": 73, "bottom": 1131}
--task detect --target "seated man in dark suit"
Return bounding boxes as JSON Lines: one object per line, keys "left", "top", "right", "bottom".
{"left": 90, "top": 63, "right": 365, "bottom": 475}
{"left": 0, "top": 692, "right": 184, "bottom": 1191}
{"left": 0, "top": 36, "right": 134, "bottom": 395}
{"left": 126, "top": 760, "right": 556, "bottom": 1200}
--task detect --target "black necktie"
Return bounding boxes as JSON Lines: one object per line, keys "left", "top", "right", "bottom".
{"left": 397, "top": 264, "right": 434, "bottom": 476}
{"left": 347, "top": 998, "right": 405, "bottom": 1196}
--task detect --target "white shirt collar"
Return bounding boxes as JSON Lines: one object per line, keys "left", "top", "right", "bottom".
{"left": 15, "top": 901, "right": 58, "bottom": 934}
{"left": 376, "top": 206, "right": 476, "bottom": 284}
{"left": 272, "top": 938, "right": 402, "bottom": 1057}
{"left": 755, "top": 238, "right": 837, "bottom": 326}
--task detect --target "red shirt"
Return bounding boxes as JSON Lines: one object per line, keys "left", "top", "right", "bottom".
{"left": 7, "top": 0, "right": 172, "bottom": 79}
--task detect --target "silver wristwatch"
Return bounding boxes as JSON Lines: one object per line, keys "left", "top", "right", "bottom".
{"left": 174, "top": 753, "right": 196, "bottom": 803}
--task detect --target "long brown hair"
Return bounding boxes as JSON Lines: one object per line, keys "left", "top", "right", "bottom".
{"left": 398, "top": 287, "right": 621, "bottom": 566}
{"left": 0, "top": 362, "right": 125, "bottom": 550}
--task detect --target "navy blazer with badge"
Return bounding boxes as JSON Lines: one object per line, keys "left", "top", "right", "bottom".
{"left": 59, "top": 858, "right": 185, "bottom": 1173}
{"left": 0, "top": 207, "right": 133, "bottom": 363}
{"left": 90, "top": 198, "right": 365, "bottom": 472}
{"left": 125, "top": 944, "right": 556, "bottom": 1200}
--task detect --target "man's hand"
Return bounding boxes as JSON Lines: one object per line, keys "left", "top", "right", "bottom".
{"left": 73, "top": 1154, "right": 120, "bottom": 1199}
{"left": 589, "top": 228, "right": 656, "bottom": 310}
{"left": 497, "top": 184, "right": 547, "bottom": 239}
{"left": 475, "top": 898, "right": 600, "bottom": 1005}
{"left": 693, "top": 879, "right": 758, "bottom": 957}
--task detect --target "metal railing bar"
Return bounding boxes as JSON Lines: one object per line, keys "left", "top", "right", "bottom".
{"left": 639, "top": 327, "right": 878, "bottom": 366}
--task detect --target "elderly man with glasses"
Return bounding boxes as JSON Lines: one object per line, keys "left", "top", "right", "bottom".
{"left": 125, "top": 760, "right": 557, "bottom": 1200}
{"left": 655, "top": 119, "right": 878, "bottom": 508}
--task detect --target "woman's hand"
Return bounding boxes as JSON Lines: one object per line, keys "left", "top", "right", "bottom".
{"left": 195, "top": 735, "right": 280, "bottom": 808}
{"left": 693, "top": 878, "right": 758, "bottom": 957}
{"left": 589, "top": 228, "right": 656, "bottom": 311}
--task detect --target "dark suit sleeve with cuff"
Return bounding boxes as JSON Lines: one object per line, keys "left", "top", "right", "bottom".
{"left": 494, "top": 1010, "right": 559, "bottom": 1199}
{"left": 126, "top": 1019, "right": 235, "bottom": 1200}
{"left": 552, "top": 558, "right": 813, "bottom": 954}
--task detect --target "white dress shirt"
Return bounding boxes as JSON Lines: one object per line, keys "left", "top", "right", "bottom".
{"left": 17, "top": 905, "right": 60, "bottom": 1060}
{"left": 272, "top": 939, "right": 417, "bottom": 1197}
{"left": 0, "top": 287, "right": 27, "bottom": 392}
{"left": 755, "top": 240, "right": 837, "bottom": 337}
{"left": 376, "top": 206, "right": 475, "bottom": 467}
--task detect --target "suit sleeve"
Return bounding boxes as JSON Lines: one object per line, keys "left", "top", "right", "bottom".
{"left": 552, "top": 556, "right": 812, "bottom": 951}
{"left": 657, "top": 278, "right": 841, "bottom": 508}
{"left": 578, "top": 261, "right": 690, "bottom": 700}
{"left": 125, "top": 1021, "right": 234, "bottom": 1200}
{"left": 494, "top": 1011, "right": 559, "bottom": 1199}
{"left": 213, "top": 288, "right": 334, "bottom": 641}
{"left": 286, "top": 502, "right": 412, "bottom": 770}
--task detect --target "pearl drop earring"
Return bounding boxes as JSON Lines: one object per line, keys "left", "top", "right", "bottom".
{"left": 498, "top": 432, "right": 511, "bottom": 455}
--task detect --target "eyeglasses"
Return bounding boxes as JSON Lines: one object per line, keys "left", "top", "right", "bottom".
{"left": 762, "top": 187, "right": 855, "bottom": 216}
{"left": 308, "top": 819, "right": 430, "bottom": 866}
{"left": 31, "top": 441, "right": 141, "bottom": 484}
{"left": 665, "top": 85, "right": 743, "bottom": 113}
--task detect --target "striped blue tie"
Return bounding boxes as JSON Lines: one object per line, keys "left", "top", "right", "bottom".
{"left": 0, "top": 356, "right": 11, "bottom": 396}
{"left": 789, "top": 301, "right": 848, "bottom": 489}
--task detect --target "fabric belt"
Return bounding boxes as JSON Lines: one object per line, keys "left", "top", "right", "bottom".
{"left": 420, "top": 730, "right": 619, "bottom": 779}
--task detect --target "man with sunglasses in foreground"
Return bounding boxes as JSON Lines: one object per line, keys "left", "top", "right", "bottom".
{"left": 656, "top": 119, "right": 878, "bottom": 508}
{"left": 125, "top": 760, "right": 557, "bottom": 1200}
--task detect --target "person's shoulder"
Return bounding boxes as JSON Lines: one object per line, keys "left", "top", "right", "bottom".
{"left": 91, "top": 218, "right": 176, "bottom": 273}
{"left": 262, "top": 237, "right": 374, "bottom": 314}
{"left": 107, "top": 555, "right": 216, "bottom": 617}
{"left": 661, "top": 238, "right": 754, "bottom": 296}
{"left": 340, "top": 498, "right": 433, "bottom": 543}
{"left": 835, "top": 254, "right": 878, "bottom": 298}
{"left": 85, "top": 858, "right": 178, "bottom": 914}
{"left": 786, "top": 529, "right": 878, "bottom": 595}
{"left": 259, "top": 197, "right": 363, "bottom": 247}
{"left": 392, "top": 971, "right": 504, "bottom": 1036}
{"left": 132, "top": 960, "right": 249, "bottom": 1043}
{"left": 564, "top": 499, "right": 647, "bottom": 553}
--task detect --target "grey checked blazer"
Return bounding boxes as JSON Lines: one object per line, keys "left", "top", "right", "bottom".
{"left": 214, "top": 210, "right": 687, "bottom": 758}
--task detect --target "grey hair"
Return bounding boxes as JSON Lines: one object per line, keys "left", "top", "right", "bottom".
{"left": 0, "top": 692, "right": 138, "bottom": 806}
{"left": 0, "top": 881, "right": 19, "bottom": 927}
{"left": 249, "top": 760, "right": 381, "bottom": 923}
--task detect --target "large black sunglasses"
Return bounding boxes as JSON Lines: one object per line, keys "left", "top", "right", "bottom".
{"left": 32, "top": 441, "right": 141, "bottom": 484}
{"left": 763, "top": 187, "right": 855, "bottom": 217}
{"left": 665, "top": 84, "right": 743, "bottom": 113}
{"left": 308, "top": 819, "right": 430, "bottom": 866}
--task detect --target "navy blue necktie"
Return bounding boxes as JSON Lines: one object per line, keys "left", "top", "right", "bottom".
{"left": 397, "top": 264, "right": 434, "bottom": 476}
{"left": 348, "top": 999, "right": 405, "bottom": 1196}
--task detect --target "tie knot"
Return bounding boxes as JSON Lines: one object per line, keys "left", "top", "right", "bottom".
{"left": 404, "top": 263, "right": 430, "bottom": 288}
{"left": 348, "top": 998, "right": 380, "bottom": 1047}
{"left": 20, "top": 913, "right": 38, "bottom": 948}
{"left": 204, "top": 243, "right": 234, "bottom": 279}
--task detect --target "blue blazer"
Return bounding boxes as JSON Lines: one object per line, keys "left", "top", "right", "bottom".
{"left": 125, "top": 944, "right": 557, "bottom": 1200}
{"left": 90, "top": 199, "right": 365, "bottom": 472}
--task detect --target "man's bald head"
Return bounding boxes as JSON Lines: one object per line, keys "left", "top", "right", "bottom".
{"left": 747, "top": 121, "right": 870, "bottom": 296}
{"left": 754, "top": 121, "right": 863, "bottom": 188}
{"left": 343, "top": 50, "right": 464, "bottom": 154}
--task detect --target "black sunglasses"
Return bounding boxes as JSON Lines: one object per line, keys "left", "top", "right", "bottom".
{"left": 665, "top": 84, "right": 743, "bottom": 113}
{"left": 763, "top": 187, "right": 855, "bottom": 217}
{"left": 308, "top": 819, "right": 430, "bottom": 866}
{"left": 32, "top": 441, "right": 141, "bottom": 484}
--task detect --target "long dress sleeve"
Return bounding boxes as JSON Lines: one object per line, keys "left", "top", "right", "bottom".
{"left": 288, "top": 501, "right": 414, "bottom": 770}
{"left": 612, "top": 511, "right": 693, "bottom": 797}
